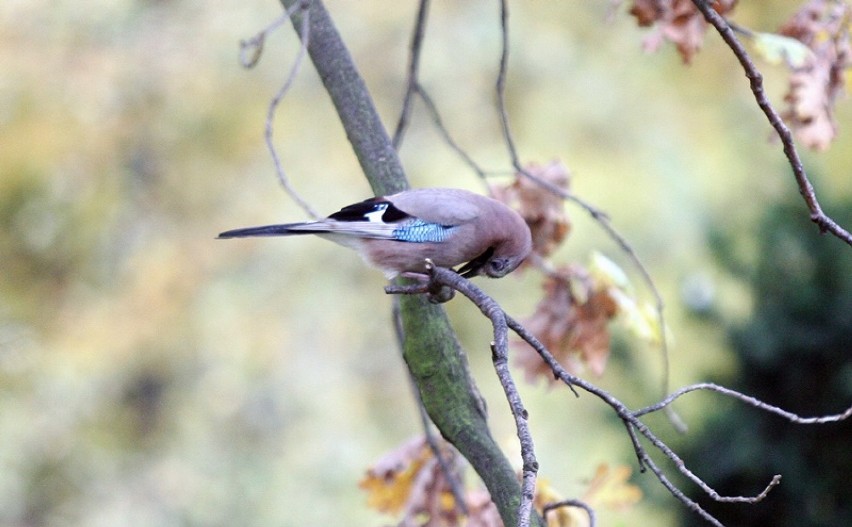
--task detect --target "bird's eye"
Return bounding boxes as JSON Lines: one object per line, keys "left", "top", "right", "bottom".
{"left": 489, "top": 258, "right": 508, "bottom": 275}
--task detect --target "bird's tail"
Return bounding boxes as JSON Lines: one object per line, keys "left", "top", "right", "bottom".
{"left": 217, "top": 222, "right": 329, "bottom": 239}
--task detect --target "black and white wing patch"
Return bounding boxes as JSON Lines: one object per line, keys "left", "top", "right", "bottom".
{"left": 326, "top": 198, "right": 458, "bottom": 243}
{"left": 327, "top": 198, "right": 408, "bottom": 223}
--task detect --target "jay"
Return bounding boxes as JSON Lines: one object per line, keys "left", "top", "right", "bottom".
{"left": 218, "top": 188, "right": 532, "bottom": 279}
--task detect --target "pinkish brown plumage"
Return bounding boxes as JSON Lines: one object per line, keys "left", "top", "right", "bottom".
{"left": 218, "top": 188, "right": 532, "bottom": 279}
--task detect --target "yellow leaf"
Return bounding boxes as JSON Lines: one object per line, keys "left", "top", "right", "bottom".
{"left": 359, "top": 437, "right": 467, "bottom": 524}
{"left": 583, "top": 464, "right": 642, "bottom": 511}
{"left": 359, "top": 441, "right": 430, "bottom": 515}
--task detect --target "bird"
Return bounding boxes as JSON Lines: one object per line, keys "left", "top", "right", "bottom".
{"left": 218, "top": 188, "right": 532, "bottom": 279}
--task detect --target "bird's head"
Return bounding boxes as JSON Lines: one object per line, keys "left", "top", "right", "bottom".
{"left": 458, "top": 211, "right": 532, "bottom": 279}
{"left": 488, "top": 204, "right": 533, "bottom": 278}
{"left": 484, "top": 253, "right": 522, "bottom": 278}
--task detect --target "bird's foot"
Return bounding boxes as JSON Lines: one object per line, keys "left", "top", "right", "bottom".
{"left": 385, "top": 262, "right": 455, "bottom": 303}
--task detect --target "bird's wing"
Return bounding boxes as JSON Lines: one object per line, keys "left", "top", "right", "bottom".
{"left": 317, "top": 197, "right": 458, "bottom": 242}
{"left": 219, "top": 189, "right": 485, "bottom": 242}
{"left": 385, "top": 188, "right": 482, "bottom": 225}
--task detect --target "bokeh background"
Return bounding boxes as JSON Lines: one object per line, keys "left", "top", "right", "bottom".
{"left": 1, "top": 1, "right": 850, "bottom": 526}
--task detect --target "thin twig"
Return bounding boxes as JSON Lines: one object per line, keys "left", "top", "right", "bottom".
{"left": 387, "top": 265, "right": 850, "bottom": 526}
{"left": 691, "top": 0, "right": 852, "bottom": 247}
{"left": 508, "top": 311, "right": 786, "bottom": 507}
{"left": 542, "top": 498, "right": 597, "bottom": 527}
{"left": 633, "top": 382, "right": 852, "bottom": 423}
{"left": 622, "top": 420, "right": 647, "bottom": 473}
{"left": 496, "top": 0, "right": 520, "bottom": 170}
{"left": 265, "top": 0, "right": 320, "bottom": 219}
{"left": 416, "top": 87, "right": 493, "bottom": 180}
{"left": 633, "top": 447, "right": 726, "bottom": 527}
{"left": 239, "top": 12, "right": 291, "bottom": 68}
{"left": 391, "top": 299, "right": 470, "bottom": 515}
{"left": 388, "top": 266, "right": 540, "bottom": 527}
{"left": 509, "top": 318, "right": 773, "bottom": 525}
{"left": 393, "top": 0, "right": 430, "bottom": 149}
{"left": 630, "top": 406, "right": 782, "bottom": 505}
{"left": 393, "top": 0, "right": 503, "bottom": 180}
{"left": 493, "top": 0, "right": 681, "bottom": 431}
{"left": 439, "top": 270, "right": 538, "bottom": 527}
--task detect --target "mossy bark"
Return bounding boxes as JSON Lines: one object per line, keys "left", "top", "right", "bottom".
{"left": 280, "top": 2, "right": 543, "bottom": 524}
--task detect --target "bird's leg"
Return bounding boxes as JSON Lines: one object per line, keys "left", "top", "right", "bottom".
{"left": 421, "top": 259, "right": 455, "bottom": 304}
{"left": 396, "top": 264, "right": 455, "bottom": 303}
{"left": 426, "top": 283, "right": 455, "bottom": 304}
{"left": 398, "top": 271, "right": 432, "bottom": 282}
{"left": 385, "top": 263, "right": 455, "bottom": 303}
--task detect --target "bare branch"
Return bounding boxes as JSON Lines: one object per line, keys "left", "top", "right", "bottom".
{"left": 393, "top": 0, "right": 430, "bottom": 149}
{"left": 416, "top": 87, "right": 493, "bottom": 180}
{"left": 509, "top": 312, "right": 783, "bottom": 524}
{"left": 634, "top": 382, "right": 852, "bottom": 423}
{"left": 261, "top": 1, "right": 320, "bottom": 219}
{"left": 388, "top": 266, "right": 540, "bottom": 527}
{"left": 387, "top": 265, "right": 851, "bottom": 526}
{"left": 496, "top": 0, "right": 521, "bottom": 170}
{"left": 634, "top": 450, "right": 726, "bottom": 527}
{"left": 494, "top": 0, "right": 678, "bottom": 428}
{"left": 391, "top": 299, "right": 469, "bottom": 515}
{"left": 691, "top": 0, "right": 852, "bottom": 247}
{"left": 241, "top": 2, "right": 318, "bottom": 216}
{"left": 435, "top": 268, "right": 539, "bottom": 527}
{"left": 239, "top": 12, "right": 291, "bottom": 68}
{"left": 392, "top": 0, "right": 507, "bottom": 182}
{"left": 542, "top": 498, "right": 597, "bottom": 527}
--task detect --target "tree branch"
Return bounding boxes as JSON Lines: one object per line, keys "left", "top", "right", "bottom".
{"left": 283, "top": 0, "right": 406, "bottom": 196}
{"left": 691, "top": 0, "right": 852, "bottom": 247}
{"left": 261, "top": 2, "right": 320, "bottom": 219}
{"left": 392, "top": 0, "right": 430, "bottom": 149}
{"left": 495, "top": 0, "right": 680, "bottom": 430}
{"left": 279, "top": 2, "right": 543, "bottom": 525}
{"left": 388, "top": 269, "right": 541, "bottom": 527}
{"left": 543, "top": 499, "right": 596, "bottom": 527}
{"left": 391, "top": 299, "right": 469, "bottom": 516}
{"left": 387, "top": 264, "right": 852, "bottom": 526}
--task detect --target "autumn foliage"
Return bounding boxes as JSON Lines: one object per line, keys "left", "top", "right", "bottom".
{"left": 779, "top": 0, "right": 851, "bottom": 150}
{"left": 629, "top": 0, "right": 738, "bottom": 62}
{"left": 630, "top": 0, "right": 851, "bottom": 150}
{"left": 360, "top": 437, "right": 641, "bottom": 527}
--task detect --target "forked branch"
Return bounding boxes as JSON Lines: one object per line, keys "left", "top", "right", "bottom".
{"left": 386, "top": 264, "right": 852, "bottom": 527}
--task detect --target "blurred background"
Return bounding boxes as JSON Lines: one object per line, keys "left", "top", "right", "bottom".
{"left": 1, "top": 1, "right": 850, "bottom": 525}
